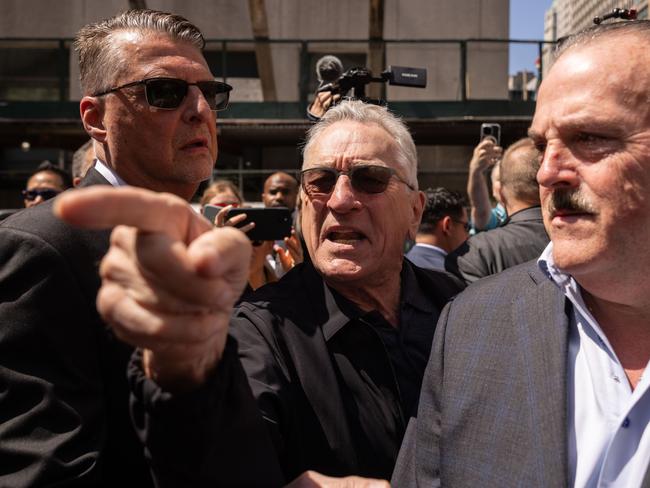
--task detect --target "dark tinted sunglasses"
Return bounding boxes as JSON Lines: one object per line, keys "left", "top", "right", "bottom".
{"left": 93, "top": 77, "right": 232, "bottom": 111}
{"left": 300, "top": 165, "right": 415, "bottom": 198}
{"left": 22, "top": 188, "right": 60, "bottom": 201}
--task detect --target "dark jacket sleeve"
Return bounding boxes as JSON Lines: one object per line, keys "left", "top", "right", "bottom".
{"left": 444, "top": 239, "right": 490, "bottom": 284}
{"left": 0, "top": 225, "right": 107, "bottom": 486}
{"left": 129, "top": 330, "right": 287, "bottom": 488}
{"left": 391, "top": 300, "right": 449, "bottom": 487}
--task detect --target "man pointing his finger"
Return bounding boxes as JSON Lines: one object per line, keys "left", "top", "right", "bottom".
{"left": 0, "top": 10, "right": 245, "bottom": 487}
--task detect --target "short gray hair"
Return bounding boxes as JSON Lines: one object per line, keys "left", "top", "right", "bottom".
{"left": 302, "top": 100, "right": 419, "bottom": 189}
{"left": 74, "top": 9, "right": 205, "bottom": 95}
{"left": 554, "top": 20, "right": 650, "bottom": 61}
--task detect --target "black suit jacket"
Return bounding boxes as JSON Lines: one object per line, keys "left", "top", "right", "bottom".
{"left": 0, "top": 168, "right": 152, "bottom": 487}
{"left": 445, "top": 206, "right": 549, "bottom": 283}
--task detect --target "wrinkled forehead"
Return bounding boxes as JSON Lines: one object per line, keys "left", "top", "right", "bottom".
{"left": 109, "top": 30, "right": 210, "bottom": 80}
{"left": 534, "top": 35, "right": 650, "bottom": 129}
{"left": 303, "top": 121, "right": 401, "bottom": 168}
{"left": 266, "top": 174, "right": 297, "bottom": 191}
{"left": 550, "top": 34, "right": 650, "bottom": 100}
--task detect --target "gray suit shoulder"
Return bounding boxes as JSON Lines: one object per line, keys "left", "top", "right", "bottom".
{"left": 450, "top": 259, "right": 546, "bottom": 310}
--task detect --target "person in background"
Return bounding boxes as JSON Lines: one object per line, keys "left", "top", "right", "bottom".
{"left": 200, "top": 179, "right": 277, "bottom": 291}
{"left": 405, "top": 187, "right": 469, "bottom": 272}
{"left": 261, "top": 171, "right": 304, "bottom": 280}
{"left": 446, "top": 137, "right": 549, "bottom": 284}
{"left": 200, "top": 178, "right": 243, "bottom": 209}
{"left": 22, "top": 160, "right": 72, "bottom": 208}
{"left": 71, "top": 139, "right": 96, "bottom": 187}
{"left": 466, "top": 137, "right": 505, "bottom": 233}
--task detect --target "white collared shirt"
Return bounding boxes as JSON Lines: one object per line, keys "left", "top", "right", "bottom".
{"left": 409, "top": 242, "right": 448, "bottom": 256}
{"left": 538, "top": 244, "right": 650, "bottom": 487}
{"left": 94, "top": 159, "right": 127, "bottom": 187}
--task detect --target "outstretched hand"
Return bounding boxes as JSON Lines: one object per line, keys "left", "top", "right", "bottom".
{"left": 54, "top": 186, "right": 252, "bottom": 392}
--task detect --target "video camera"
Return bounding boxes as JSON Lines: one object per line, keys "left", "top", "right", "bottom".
{"left": 317, "top": 65, "right": 427, "bottom": 106}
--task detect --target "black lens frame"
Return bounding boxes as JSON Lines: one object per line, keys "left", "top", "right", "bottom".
{"left": 93, "top": 77, "right": 232, "bottom": 111}
{"left": 300, "top": 165, "right": 415, "bottom": 198}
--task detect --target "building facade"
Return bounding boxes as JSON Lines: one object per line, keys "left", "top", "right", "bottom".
{"left": 543, "top": 0, "right": 648, "bottom": 76}
{"left": 0, "top": 0, "right": 517, "bottom": 206}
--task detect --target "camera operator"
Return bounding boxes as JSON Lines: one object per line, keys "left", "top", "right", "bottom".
{"left": 307, "top": 55, "right": 344, "bottom": 120}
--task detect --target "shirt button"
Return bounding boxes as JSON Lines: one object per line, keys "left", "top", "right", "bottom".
{"left": 622, "top": 418, "right": 630, "bottom": 428}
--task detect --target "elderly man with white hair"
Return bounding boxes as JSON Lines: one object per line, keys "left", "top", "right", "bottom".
{"left": 56, "top": 100, "right": 463, "bottom": 486}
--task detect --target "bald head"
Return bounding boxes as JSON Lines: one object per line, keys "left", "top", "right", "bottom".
{"left": 262, "top": 172, "right": 298, "bottom": 209}
{"left": 555, "top": 20, "right": 650, "bottom": 61}
{"left": 499, "top": 138, "right": 541, "bottom": 211}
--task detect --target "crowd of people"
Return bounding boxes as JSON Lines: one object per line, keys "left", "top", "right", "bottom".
{"left": 0, "top": 8, "right": 648, "bottom": 488}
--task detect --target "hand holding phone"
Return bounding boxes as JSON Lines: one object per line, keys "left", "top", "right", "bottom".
{"left": 480, "top": 123, "right": 501, "bottom": 145}
{"left": 203, "top": 205, "right": 292, "bottom": 242}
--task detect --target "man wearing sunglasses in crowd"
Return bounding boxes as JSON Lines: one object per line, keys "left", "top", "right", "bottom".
{"left": 0, "top": 10, "right": 243, "bottom": 487}
{"left": 22, "top": 160, "right": 72, "bottom": 208}
{"left": 55, "top": 100, "right": 464, "bottom": 486}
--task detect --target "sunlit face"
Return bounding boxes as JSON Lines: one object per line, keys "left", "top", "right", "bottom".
{"left": 24, "top": 171, "right": 66, "bottom": 208}
{"left": 530, "top": 34, "right": 650, "bottom": 284}
{"left": 262, "top": 174, "right": 298, "bottom": 209}
{"left": 95, "top": 32, "right": 217, "bottom": 198}
{"left": 301, "top": 121, "right": 424, "bottom": 289}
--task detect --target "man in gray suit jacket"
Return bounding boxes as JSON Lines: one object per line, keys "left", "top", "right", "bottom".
{"left": 445, "top": 137, "right": 549, "bottom": 284}
{"left": 394, "top": 20, "right": 650, "bottom": 487}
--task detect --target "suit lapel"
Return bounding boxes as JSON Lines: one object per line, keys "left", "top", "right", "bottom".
{"left": 79, "top": 166, "right": 112, "bottom": 187}
{"left": 512, "top": 267, "right": 569, "bottom": 486}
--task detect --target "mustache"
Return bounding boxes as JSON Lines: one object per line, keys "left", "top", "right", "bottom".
{"left": 546, "top": 189, "right": 596, "bottom": 215}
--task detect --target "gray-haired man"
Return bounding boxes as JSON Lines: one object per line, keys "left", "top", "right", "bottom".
{"left": 0, "top": 9, "right": 235, "bottom": 486}
{"left": 56, "top": 100, "right": 464, "bottom": 486}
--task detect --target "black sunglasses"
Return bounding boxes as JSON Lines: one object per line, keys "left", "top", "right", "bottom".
{"left": 93, "top": 77, "right": 232, "bottom": 111}
{"left": 22, "top": 188, "right": 60, "bottom": 202}
{"left": 300, "top": 165, "right": 415, "bottom": 198}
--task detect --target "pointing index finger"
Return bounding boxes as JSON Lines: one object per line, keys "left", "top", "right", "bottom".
{"left": 54, "top": 186, "right": 210, "bottom": 242}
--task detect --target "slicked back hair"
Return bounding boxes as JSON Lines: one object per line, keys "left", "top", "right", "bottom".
{"left": 74, "top": 9, "right": 205, "bottom": 95}
{"left": 418, "top": 187, "right": 467, "bottom": 234}
{"left": 302, "top": 100, "right": 419, "bottom": 190}
{"left": 499, "top": 138, "right": 541, "bottom": 206}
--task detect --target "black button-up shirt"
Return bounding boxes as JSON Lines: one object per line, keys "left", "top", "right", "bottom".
{"left": 129, "top": 261, "right": 464, "bottom": 485}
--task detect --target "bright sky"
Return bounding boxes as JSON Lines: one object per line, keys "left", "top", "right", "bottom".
{"left": 509, "top": 0, "right": 554, "bottom": 74}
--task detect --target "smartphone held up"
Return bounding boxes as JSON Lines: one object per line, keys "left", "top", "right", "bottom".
{"left": 203, "top": 205, "right": 292, "bottom": 242}
{"left": 480, "top": 123, "right": 501, "bottom": 146}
